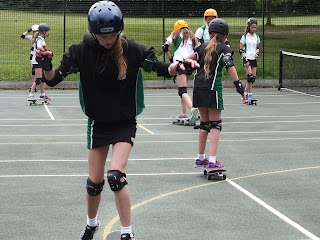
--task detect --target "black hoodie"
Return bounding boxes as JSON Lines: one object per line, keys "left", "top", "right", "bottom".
{"left": 56, "top": 34, "right": 170, "bottom": 123}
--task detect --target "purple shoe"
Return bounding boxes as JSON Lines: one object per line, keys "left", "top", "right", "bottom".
{"left": 194, "top": 158, "right": 209, "bottom": 168}
{"left": 207, "top": 160, "right": 224, "bottom": 170}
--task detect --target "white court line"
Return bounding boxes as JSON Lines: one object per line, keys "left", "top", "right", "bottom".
{"left": 228, "top": 179, "right": 320, "bottom": 240}
{"left": 0, "top": 157, "right": 193, "bottom": 163}
{"left": 44, "top": 104, "right": 55, "bottom": 120}
{"left": 0, "top": 172, "right": 199, "bottom": 178}
{"left": 2, "top": 129, "right": 320, "bottom": 137}
{"left": 1, "top": 114, "right": 320, "bottom": 121}
{"left": 2, "top": 119, "right": 320, "bottom": 127}
{"left": 1, "top": 137, "right": 320, "bottom": 145}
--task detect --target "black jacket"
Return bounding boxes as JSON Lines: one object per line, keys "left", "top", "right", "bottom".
{"left": 55, "top": 35, "right": 170, "bottom": 122}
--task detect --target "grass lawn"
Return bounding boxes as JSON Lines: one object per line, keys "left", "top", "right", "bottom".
{"left": 1, "top": 10, "right": 319, "bottom": 81}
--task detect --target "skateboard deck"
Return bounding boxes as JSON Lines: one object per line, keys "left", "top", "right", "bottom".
{"left": 172, "top": 117, "right": 192, "bottom": 126}
{"left": 244, "top": 99, "right": 257, "bottom": 105}
{"left": 28, "top": 99, "right": 51, "bottom": 105}
{"left": 106, "top": 230, "right": 121, "bottom": 240}
{"left": 203, "top": 169, "right": 226, "bottom": 180}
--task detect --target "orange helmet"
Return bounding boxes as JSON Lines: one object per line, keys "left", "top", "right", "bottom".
{"left": 173, "top": 20, "right": 189, "bottom": 31}
{"left": 204, "top": 8, "right": 218, "bottom": 18}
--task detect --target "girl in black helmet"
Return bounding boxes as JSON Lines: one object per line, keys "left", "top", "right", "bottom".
{"left": 184, "top": 18, "right": 245, "bottom": 171}
{"left": 239, "top": 17, "right": 260, "bottom": 103}
{"left": 35, "top": 1, "right": 198, "bottom": 240}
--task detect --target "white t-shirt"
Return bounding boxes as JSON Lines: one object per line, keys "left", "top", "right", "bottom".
{"left": 31, "top": 36, "right": 45, "bottom": 65}
{"left": 240, "top": 33, "right": 260, "bottom": 60}
{"left": 166, "top": 33, "right": 194, "bottom": 62}
{"left": 195, "top": 24, "right": 210, "bottom": 44}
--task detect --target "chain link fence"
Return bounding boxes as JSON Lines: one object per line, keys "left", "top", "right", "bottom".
{"left": 0, "top": 0, "right": 319, "bottom": 81}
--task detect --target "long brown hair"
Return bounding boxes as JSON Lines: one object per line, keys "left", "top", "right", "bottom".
{"left": 172, "top": 28, "right": 197, "bottom": 48}
{"left": 203, "top": 34, "right": 218, "bottom": 79}
{"left": 113, "top": 36, "right": 127, "bottom": 80}
{"left": 32, "top": 31, "right": 39, "bottom": 44}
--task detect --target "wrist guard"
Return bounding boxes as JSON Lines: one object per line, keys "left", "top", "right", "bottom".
{"left": 21, "top": 34, "right": 26, "bottom": 39}
{"left": 36, "top": 55, "right": 53, "bottom": 71}
{"left": 176, "top": 60, "right": 197, "bottom": 75}
{"left": 234, "top": 80, "right": 244, "bottom": 96}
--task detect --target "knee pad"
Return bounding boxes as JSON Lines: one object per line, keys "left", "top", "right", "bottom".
{"left": 35, "top": 77, "right": 42, "bottom": 85}
{"left": 107, "top": 170, "right": 127, "bottom": 192}
{"left": 86, "top": 178, "right": 105, "bottom": 196}
{"left": 247, "top": 74, "right": 255, "bottom": 84}
{"left": 194, "top": 121, "right": 210, "bottom": 132}
{"left": 178, "top": 87, "right": 187, "bottom": 98}
{"left": 209, "top": 120, "right": 222, "bottom": 131}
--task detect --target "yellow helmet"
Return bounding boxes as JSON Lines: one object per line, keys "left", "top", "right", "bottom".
{"left": 173, "top": 20, "right": 189, "bottom": 31}
{"left": 204, "top": 8, "right": 218, "bottom": 18}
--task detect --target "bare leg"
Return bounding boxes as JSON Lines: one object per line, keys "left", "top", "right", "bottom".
{"left": 176, "top": 74, "right": 193, "bottom": 111}
{"left": 86, "top": 146, "right": 109, "bottom": 219}
{"left": 208, "top": 109, "right": 222, "bottom": 157}
{"left": 109, "top": 142, "right": 132, "bottom": 227}
{"left": 198, "top": 107, "right": 209, "bottom": 155}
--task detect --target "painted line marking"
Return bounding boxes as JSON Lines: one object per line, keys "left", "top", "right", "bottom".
{"left": 137, "top": 124, "right": 155, "bottom": 135}
{"left": 101, "top": 166, "right": 320, "bottom": 240}
{"left": 44, "top": 104, "right": 55, "bottom": 120}
{"left": 228, "top": 179, "right": 320, "bottom": 240}
{"left": 1, "top": 136, "right": 320, "bottom": 145}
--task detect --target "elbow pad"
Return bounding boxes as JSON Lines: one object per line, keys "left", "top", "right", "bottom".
{"left": 44, "top": 70, "right": 63, "bottom": 87}
{"left": 239, "top": 49, "right": 245, "bottom": 55}
{"left": 222, "top": 55, "right": 234, "bottom": 69}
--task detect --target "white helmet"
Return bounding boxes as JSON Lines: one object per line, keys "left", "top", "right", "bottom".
{"left": 31, "top": 24, "right": 39, "bottom": 31}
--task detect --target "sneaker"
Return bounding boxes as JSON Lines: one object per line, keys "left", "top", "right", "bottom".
{"left": 189, "top": 108, "right": 199, "bottom": 126}
{"left": 207, "top": 160, "right": 224, "bottom": 170}
{"left": 80, "top": 221, "right": 100, "bottom": 240}
{"left": 27, "top": 94, "right": 36, "bottom": 101}
{"left": 194, "top": 158, "right": 209, "bottom": 168}
{"left": 176, "top": 114, "right": 188, "bottom": 119}
{"left": 39, "top": 95, "right": 52, "bottom": 102}
{"left": 246, "top": 94, "right": 254, "bottom": 101}
{"left": 121, "top": 233, "right": 135, "bottom": 240}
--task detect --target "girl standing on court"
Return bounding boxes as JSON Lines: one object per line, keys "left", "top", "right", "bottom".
{"left": 239, "top": 17, "right": 260, "bottom": 102}
{"left": 35, "top": 2, "right": 198, "bottom": 239}
{"left": 21, "top": 24, "right": 39, "bottom": 92}
{"left": 194, "top": 8, "right": 218, "bottom": 45}
{"left": 185, "top": 18, "right": 245, "bottom": 170}
{"left": 163, "top": 20, "right": 198, "bottom": 124}
{"left": 27, "top": 23, "right": 51, "bottom": 102}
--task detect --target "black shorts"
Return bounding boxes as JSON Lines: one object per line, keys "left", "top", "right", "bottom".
{"left": 33, "top": 64, "right": 41, "bottom": 69}
{"left": 193, "top": 88, "right": 224, "bottom": 110}
{"left": 87, "top": 118, "right": 137, "bottom": 149}
{"left": 248, "top": 59, "right": 257, "bottom": 68}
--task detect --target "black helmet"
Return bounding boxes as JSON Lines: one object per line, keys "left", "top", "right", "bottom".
{"left": 88, "top": 1, "right": 124, "bottom": 34}
{"left": 208, "top": 18, "right": 229, "bottom": 36}
{"left": 38, "top": 23, "right": 50, "bottom": 32}
{"left": 247, "top": 17, "right": 258, "bottom": 25}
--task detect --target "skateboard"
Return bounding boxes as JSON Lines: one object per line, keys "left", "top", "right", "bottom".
{"left": 106, "top": 230, "right": 121, "bottom": 240}
{"left": 28, "top": 98, "right": 51, "bottom": 106}
{"left": 244, "top": 99, "right": 257, "bottom": 105}
{"left": 172, "top": 117, "right": 192, "bottom": 126}
{"left": 203, "top": 168, "right": 226, "bottom": 180}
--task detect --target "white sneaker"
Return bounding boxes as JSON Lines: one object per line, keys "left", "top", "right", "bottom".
{"left": 189, "top": 108, "right": 199, "bottom": 126}
{"left": 27, "top": 95, "right": 36, "bottom": 101}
